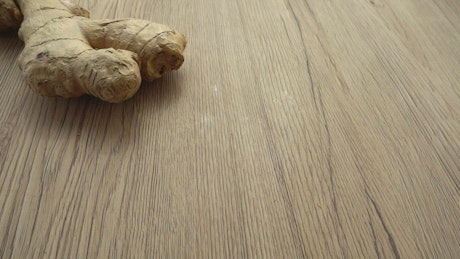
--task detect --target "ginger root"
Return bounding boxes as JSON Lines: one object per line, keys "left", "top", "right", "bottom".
{"left": 2, "top": 0, "right": 186, "bottom": 103}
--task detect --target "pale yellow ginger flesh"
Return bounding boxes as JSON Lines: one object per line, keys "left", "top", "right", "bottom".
{"left": 1, "top": 0, "right": 186, "bottom": 103}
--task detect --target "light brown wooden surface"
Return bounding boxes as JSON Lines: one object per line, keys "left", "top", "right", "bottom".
{"left": 1, "top": 0, "right": 459, "bottom": 258}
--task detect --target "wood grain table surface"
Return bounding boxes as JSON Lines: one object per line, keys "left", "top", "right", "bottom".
{"left": 1, "top": 0, "right": 459, "bottom": 258}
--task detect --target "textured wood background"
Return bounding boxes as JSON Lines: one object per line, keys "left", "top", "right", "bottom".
{"left": 1, "top": 0, "right": 459, "bottom": 258}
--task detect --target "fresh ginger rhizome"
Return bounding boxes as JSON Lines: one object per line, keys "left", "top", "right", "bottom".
{"left": 0, "top": 0, "right": 186, "bottom": 102}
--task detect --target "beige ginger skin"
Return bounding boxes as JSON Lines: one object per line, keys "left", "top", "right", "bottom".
{"left": 0, "top": 0, "right": 186, "bottom": 103}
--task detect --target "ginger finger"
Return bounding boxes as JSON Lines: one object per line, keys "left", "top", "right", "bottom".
{"left": 81, "top": 19, "right": 186, "bottom": 81}
{"left": 0, "top": 0, "right": 22, "bottom": 31}
{"left": 15, "top": 0, "right": 186, "bottom": 103}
